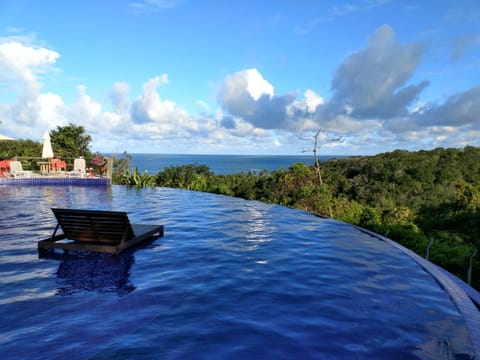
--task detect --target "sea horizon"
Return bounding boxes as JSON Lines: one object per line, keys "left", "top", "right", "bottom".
{"left": 112, "top": 153, "right": 349, "bottom": 175}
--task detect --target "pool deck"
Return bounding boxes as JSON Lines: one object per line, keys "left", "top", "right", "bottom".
{"left": 0, "top": 171, "right": 110, "bottom": 186}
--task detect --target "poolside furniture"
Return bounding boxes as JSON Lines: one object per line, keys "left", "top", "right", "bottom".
{"left": 9, "top": 161, "right": 31, "bottom": 178}
{"left": 50, "top": 158, "right": 67, "bottom": 174}
{"left": 38, "top": 208, "right": 164, "bottom": 254}
{"left": 0, "top": 160, "right": 10, "bottom": 177}
{"left": 68, "top": 158, "right": 86, "bottom": 178}
{"left": 37, "top": 161, "right": 51, "bottom": 174}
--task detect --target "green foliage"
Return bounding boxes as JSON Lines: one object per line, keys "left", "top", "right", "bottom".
{"left": 50, "top": 123, "right": 92, "bottom": 159}
{"left": 117, "top": 167, "right": 156, "bottom": 187}
{"left": 387, "top": 224, "right": 428, "bottom": 255}
{"left": 417, "top": 179, "right": 480, "bottom": 250}
{"left": 0, "top": 140, "right": 42, "bottom": 170}
{"left": 155, "top": 164, "right": 213, "bottom": 189}
{"left": 428, "top": 232, "right": 476, "bottom": 279}
{"left": 111, "top": 151, "right": 132, "bottom": 183}
{"left": 0, "top": 139, "right": 42, "bottom": 170}
{"left": 358, "top": 206, "right": 383, "bottom": 233}
{"left": 455, "top": 180, "right": 480, "bottom": 212}
{"left": 332, "top": 197, "right": 364, "bottom": 224}
{"left": 0, "top": 139, "right": 42, "bottom": 159}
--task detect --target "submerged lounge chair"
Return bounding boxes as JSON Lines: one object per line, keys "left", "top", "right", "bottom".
{"left": 38, "top": 208, "right": 164, "bottom": 255}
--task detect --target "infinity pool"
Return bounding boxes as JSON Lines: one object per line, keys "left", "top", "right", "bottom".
{"left": 0, "top": 185, "right": 479, "bottom": 359}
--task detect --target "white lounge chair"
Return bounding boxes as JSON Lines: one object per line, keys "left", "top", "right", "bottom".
{"left": 9, "top": 161, "right": 31, "bottom": 178}
{"left": 68, "top": 158, "right": 86, "bottom": 178}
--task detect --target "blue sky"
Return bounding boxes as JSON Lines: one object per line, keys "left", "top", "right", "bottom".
{"left": 0, "top": 0, "right": 479, "bottom": 155}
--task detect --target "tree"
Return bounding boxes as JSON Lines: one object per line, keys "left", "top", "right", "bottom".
{"left": 0, "top": 139, "right": 42, "bottom": 169}
{"left": 50, "top": 123, "right": 92, "bottom": 159}
{"left": 111, "top": 151, "right": 132, "bottom": 183}
{"left": 0, "top": 139, "right": 42, "bottom": 159}
{"left": 301, "top": 129, "right": 343, "bottom": 217}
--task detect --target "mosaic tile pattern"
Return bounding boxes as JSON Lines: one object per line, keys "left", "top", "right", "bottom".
{"left": 0, "top": 177, "right": 109, "bottom": 186}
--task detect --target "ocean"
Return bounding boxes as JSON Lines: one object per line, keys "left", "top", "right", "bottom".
{"left": 120, "top": 154, "right": 341, "bottom": 175}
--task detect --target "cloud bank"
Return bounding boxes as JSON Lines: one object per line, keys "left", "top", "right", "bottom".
{"left": 0, "top": 25, "right": 479, "bottom": 154}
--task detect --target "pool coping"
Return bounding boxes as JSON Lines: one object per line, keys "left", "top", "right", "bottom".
{"left": 355, "top": 225, "right": 480, "bottom": 356}
{"left": 0, "top": 177, "right": 110, "bottom": 186}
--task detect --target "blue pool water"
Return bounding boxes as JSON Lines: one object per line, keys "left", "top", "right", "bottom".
{"left": 0, "top": 185, "right": 478, "bottom": 359}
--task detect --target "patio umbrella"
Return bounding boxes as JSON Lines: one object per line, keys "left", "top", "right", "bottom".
{"left": 42, "top": 131, "right": 54, "bottom": 158}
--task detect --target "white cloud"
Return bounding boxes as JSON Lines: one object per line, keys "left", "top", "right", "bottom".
{"left": 296, "top": 0, "right": 391, "bottom": 35}
{"left": 218, "top": 68, "right": 273, "bottom": 116}
{"left": 130, "top": 76, "right": 194, "bottom": 137}
{"left": 36, "top": 93, "right": 65, "bottom": 125}
{"left": 325, "top": 115, "right": 381, "bottom": 135}
{"left": 130, "top": 0, "right": 182, "bottom": 13}
{"left": 70, "top": 85, "right": 102, "bottom": 121}
{"left": 244, "top": 69, "right": 274, "bottom": 100}
{"left": 102, "top": 111, "right": 131, "bottom": 132}
{"left": 0, "top": 41, "right": 59, "bottom": 94}
{"left": 303, "top": 89, "right": 324, "bottom": 112}
{"left": 0, "top": 39, "right": 65, "bottom": 139}
{"left": 292, "top": 89, "right": 324, "bottom": 113}
{"left": 196, "top": 100, "right": 211, "bottom": 113}
{"left": 218, "top": 68, "right": 297, "bottom": 130}
{"left": 4, "top": 91, "right": 66, "bottom": 139}
{"left": 327, "top": 25, "right": 428, "bottom": 119}
{"left": 414, "top": 85, "right": 480, "bottom": 128}
{"left": 109, "top": 82, "right": 130, "bottom": 114}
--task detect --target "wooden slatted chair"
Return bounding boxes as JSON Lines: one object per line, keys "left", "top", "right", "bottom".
{"left": 38, "top": 208, "right": 164, "bottom": 254}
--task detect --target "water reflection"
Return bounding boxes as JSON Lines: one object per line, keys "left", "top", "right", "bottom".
{"left": 245, "top": 208, "right": 273, "bottom": 243}
{"left": 40, "top": 251, "right": 136, "bottom": 296}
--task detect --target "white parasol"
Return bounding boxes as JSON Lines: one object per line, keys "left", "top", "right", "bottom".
{"left": 42, "top": 131, "right": 54, "bottom": 158}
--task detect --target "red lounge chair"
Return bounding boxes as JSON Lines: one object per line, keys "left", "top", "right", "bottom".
{"left": 50, "top": 158, "right": 67, "bottom": 173}
{"left": 0, "top": 160, "right": 10, "bottom": 177}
